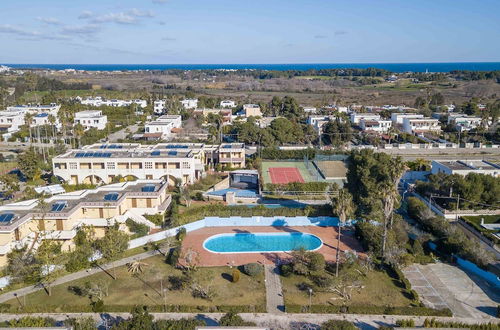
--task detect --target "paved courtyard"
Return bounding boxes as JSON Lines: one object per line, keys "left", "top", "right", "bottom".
{"left": 403, "top": 262, "right": 500, "bottom": 319}
{"left": 181, "top": 226, "right": 364, "bottom": 267}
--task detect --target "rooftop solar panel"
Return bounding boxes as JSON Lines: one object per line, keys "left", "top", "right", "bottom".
{"left": 151, "top": 151, "right": 160, "bottom": 156}
{"left": 51, "top": 201, "right": 67, "bottom": 212}
{"left": 168, "top": 151, "right": 177, "bottom": 156}
{"left": 0, "top": 213, "right": 14, "bottom": 223}
{"left": 141, "top": 185, "right": 156, "bottom": 192}
{"left": 104, "top": 193, "right": 119, "bottom": 201}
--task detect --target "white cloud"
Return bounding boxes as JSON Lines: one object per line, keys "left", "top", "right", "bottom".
{"left": 37, "top": 17, "right": 61, "bottom": 25}
{"left": 152, "top": 0, "right": 168, "bottom": 3}
{"left": 61, "top": 24, "right": 101, "bottom": 36}
{"left": 0, "top": 24, "right": 42, "bottom": 37}
{"left": 79, "top": 9, "right": 154, "bottom": 25}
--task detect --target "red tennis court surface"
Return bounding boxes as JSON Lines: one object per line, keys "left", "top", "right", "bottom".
{"left": 269, "top": 167, "right": 304, "bottom": 184}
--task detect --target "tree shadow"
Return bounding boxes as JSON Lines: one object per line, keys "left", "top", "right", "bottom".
{"left": 232, "top": 229, "right": 251, "bottom": 233}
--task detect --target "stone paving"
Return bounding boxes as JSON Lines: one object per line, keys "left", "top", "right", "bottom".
{"left": 265, "top": 265, "right": 284, "bottom": 314}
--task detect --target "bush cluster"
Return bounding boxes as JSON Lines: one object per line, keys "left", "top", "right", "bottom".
{"left": 242, "top": 263, "right": 263, "bottom": 276}
{"left": 285, "top": 304, "right": 452, "bottom": 316}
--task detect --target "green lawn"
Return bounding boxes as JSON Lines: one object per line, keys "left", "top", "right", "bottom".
{"left": 463, "top": 215, "right": 500, "bottom": 225}
{"left": 281, "top": 269, "right": 414, "bottom": 307}
{"left": 5, "top": 256, "right": 266, "bottom": 312}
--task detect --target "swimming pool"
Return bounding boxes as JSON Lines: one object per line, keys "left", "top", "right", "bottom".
{"left": 203, "top": 232, "right": 322, "bottom": 253}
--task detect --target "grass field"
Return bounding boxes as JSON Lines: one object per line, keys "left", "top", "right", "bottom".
{"left": 281, "top": 269, "right": 413, "bottom": 307}
{"left": 5, "top": 256, "right": 265, "bottom": 312}
{"left": 261, "top": 161, "right": 323, "bottom": 185}
{"left": 0, "top": 162, "right": 17, "bottom": 175}
{"left": 313, "top": 160, "right": 347, "bottom": 179}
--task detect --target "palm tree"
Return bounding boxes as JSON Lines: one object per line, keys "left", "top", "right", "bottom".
{"left": 48, "top": 114, "right": 56, "bottom": 143}
{"left": 126, "top": 260, "right": 149, "bottom": 276}
{"left": 24, "top": 113, "right": 34, "bottom": 144}
{"left": 332, "top": 188, "right": 354, "bottom": 277}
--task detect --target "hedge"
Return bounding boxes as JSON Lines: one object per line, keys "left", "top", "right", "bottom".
{"left": 260, "top": 148, "right": 347, "bottom": 160}
{"left": 284, "top": 304, "right": 452, "bottom": 316}
{"left": 1, "top": 303, "right": 266, "bottom": 314}
{"left": 461, "top": 217, "right": 500, "bottom": 245}
{"left": 265, "top": 182, "right": 330, "bottom": 193}
{"left": 384, "top": 264, "right": 420, "bottom": 304}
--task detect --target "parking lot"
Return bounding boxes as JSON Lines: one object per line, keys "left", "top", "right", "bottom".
{"left": 403, "top": 262, "right": 499, "bottom": 319}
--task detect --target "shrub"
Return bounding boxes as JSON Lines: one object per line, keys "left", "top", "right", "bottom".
{"left": 321, "top": 320, "right": 358, "bottom": 330}
{"left": 308, "top": 252, "right": 326, "bottom": 271}
{"left": 280, "top": 264, "right": 293, "bottom": 277}
{"left": 176, "top": 227, "right": 187, "bottom": 241}
{"left": 168, "top": 274, "right": 192, "bottom": 290}
{"left": 396, "top": 319, "right": 415, "bottom": 327}
{"left": 311, "top": 274, "right": 334, "bottom": 288}
{"left": 232, "top": 269, "right": 240, "bottom": 283}
{"left": 125, "top": 218, "right": 149, "bottom": 237}
{"left": 91, "top": 299, "right": 104, "bottom": 313}
{"left": 219, "top": 312, "right": 256, "bottom": 327}
{"left": 6, "top": 317, "right": 56, "bottom": 328}
{"left": 242, "top": 263, "right": 263, "bottom": 276}
{"left": 167, "top": 247, "right": 181, "bottom": 266}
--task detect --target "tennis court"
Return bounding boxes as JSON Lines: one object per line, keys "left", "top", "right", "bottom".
{"left": 313, "top": 160, "right": 348, "bottom": 180}
{"left": 261, "top": 161, "right": 320, "bottom": 185}
{"left": 269, "top": 167, "right": 305, "bottom": 184}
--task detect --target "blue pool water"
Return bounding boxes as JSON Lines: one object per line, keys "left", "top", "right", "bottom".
{"left": 203, "top": 232, "right": 322, "bottom": 253}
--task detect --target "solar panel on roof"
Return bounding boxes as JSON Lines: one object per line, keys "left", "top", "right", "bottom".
{"left": 151, "top": 151, "right": 160, "bottom": 156}
{"left": 141, "top": 185, "right": 156, "bottom": 192}
{"left": 104, "top": 193, "right": 119, "bottom": 201}
{"left": 51, "top": 201, "right": 67, "bottom": 212}
{"left": 99, "top": 145, "right": 106, "bottom": 149}
{"left": 165, "top": 145, "right": 188, "bottom": 149}
{"left": 0, "top": 213, "right": 14, "bottom": 223}
{"left": 103, "top": 152, "right": 112, "bottom": 157}
{"left": 168, "top": 151, "right": 177, "bottom": 156}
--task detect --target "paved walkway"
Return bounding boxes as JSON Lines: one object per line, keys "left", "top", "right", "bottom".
{"left": 0, "top": 250, "right": 160, "bottom": 304}
{"left": 403, "top": 262, "right": 500, "bottom": 319}
{"left": 0, "top": 312, "right": 498, "bottom": 330}
{"left": 265, "top": 265, "right": 284, "bottom": 313}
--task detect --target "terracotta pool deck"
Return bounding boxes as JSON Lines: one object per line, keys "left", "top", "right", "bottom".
{"left": 181, "top": 226, "right": 364, "bottom": 267}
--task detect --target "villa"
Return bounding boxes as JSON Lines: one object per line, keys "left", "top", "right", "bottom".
{"left": 349, "top": 112, "right": 381, "bottom": 125}
{"left": 180, "top": 98, "right": 198, "bottom": 109}
{"left": 359, "top": 119, "right": 392, "bottom": 133}
{"left": 74, "top": 110, "right": 108, "bottom": 130}
{"left": 402, "top": 117, "right": 441, "bottom": 134}
{"left": 144, "top": 115, "right": 182, "bottom": 139}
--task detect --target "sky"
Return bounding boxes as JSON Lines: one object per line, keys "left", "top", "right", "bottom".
{"left": 0, "top": 0, "right": 499, "bottom": 64}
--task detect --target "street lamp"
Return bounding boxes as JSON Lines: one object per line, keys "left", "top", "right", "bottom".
{"left": 308, "top": 288, "right": 313, "bottom": 313}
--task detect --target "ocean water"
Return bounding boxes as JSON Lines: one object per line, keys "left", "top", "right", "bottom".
{"left": 4, "top": 62, "right": 500, "bottom": 73}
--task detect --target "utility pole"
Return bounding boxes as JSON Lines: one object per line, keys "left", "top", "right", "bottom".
{"left": 455, "top": 194, "right": 460, "bottom": 222}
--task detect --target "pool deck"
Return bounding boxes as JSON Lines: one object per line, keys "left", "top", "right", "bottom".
{"left": 180, "top": 226, "right": 364, "bottom": 267}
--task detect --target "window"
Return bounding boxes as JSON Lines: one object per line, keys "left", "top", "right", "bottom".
{"left": 182, "top": 162, "right": 190, "bottom": 169}
{"left": 69, "top": 162, "right": 78, "bottom": 170}
{"left": 145, "top": 162, "right": 153, "bottom": 169}
{"left": 107, "top": 162, "right": 116, "bottom": 169}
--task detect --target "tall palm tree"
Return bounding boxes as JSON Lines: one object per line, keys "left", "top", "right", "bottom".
{"left": 332, "top": 188, "right": 354, "bottom": 277}
{"left": 24, "top": 113, "right": 34, "bottom": 144}
{"left": 126, "top": 260, "right": 149, "bottom": 276}
{"left": 48, "top": 114, "right": 56, "bottom": 143}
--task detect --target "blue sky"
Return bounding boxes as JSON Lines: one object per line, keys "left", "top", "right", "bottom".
{"left": 0, "top": 0, "right": 499, "bottom": 64}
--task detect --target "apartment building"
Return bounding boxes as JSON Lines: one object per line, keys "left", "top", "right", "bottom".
{"left": 6, "top": 103, "right": 61, "bottom": 115}
{"left": 242, "top": 104, "right": 262, "bottom": 117}
{"left": 0, "top": 180, "right": 171, "bottom": 266}
{"left": 193, "top": 108, "right": 233, "bottom": 124}
{"left": 359, "top": 119, "right": 392, "bottom": 133}
{"left": 180, "top": 99, "right": 198, "bottom": 109}
{"left": 144, "top": 115, "right": 182, "bottom": 139}
{"left": 0, "top": 110, "right": 25, "bottom": 140}
{"left": 220, "top": 100, "right": 236, "bottom": 108}
{"left": 431, "top": 160, "right": 499, "bottom": 177}
{"left": 31, "top": 112, "right": 61, "bottom": 130}
{"left": 350, "top": 113, "right": 381, "bottom": 125}
{"left": 74, "top": 110, "right": 108, "bottom": 130}
{"left": 52, "top": 143, "right": 246, "bottom": 185}
{"left": 79, "top": 97, "right": 147, "bottom": 108}
{"left": 153, "top": 100, "right": 166, "bottom": 114}
{"left": 402, "top": 117, "right": 442, "bottom": 134}
{"left": 447, "top": 115, "right": 483, "bottom": 132}
{"left": 391, "top": 113, "right": 424, "bottom": 124}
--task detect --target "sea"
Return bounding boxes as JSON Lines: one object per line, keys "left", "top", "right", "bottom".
{"left": 3, "top": 62, "right": 500, "bottom": 73}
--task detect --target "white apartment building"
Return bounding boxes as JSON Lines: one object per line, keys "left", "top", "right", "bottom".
{"left": 79, "top": 97, "right": 147, "bottom": 108}
{"left": 359, "top": 119, "right": 392, "bottom": 133}
{"left": 180, "top": 99, "right": 198, "bottom": 109}
{"left": 144, "top": 115, "right": 182, "bottom": 139}
{"left": 307, "top": 115, "right": 340, "bottom": 134}
{"left": 431, "top": 160, "right": 499, "bottom": 177}
{"left": 220, "top": 100, "right": 236, "bottom": 108}
{"left": 447, "top": 115, "right": 483, "bottom": 132}
{"left": 303, "top": 107, "right": 317, "bottom": 113}
{"left": 242, "top": 104, "right": 262, "bottom": 117}
{"left": 391, "top": 113, "right": 424, "bottom": 124}
{"left": 6, "top": 103, "right": 61, "bottom": 115}
{"left": 31, "top": 113, "right": 62, "bottom": 130}
{"left": 350, "top": 113, "right": 381, "bottom": 125}
{"left": 0, "top": 111, "right": 25, "bottom": 140}
{"left": 52, "top": 143, "right": 246, "bottom": 186}
{"left": 402, "top": 117, "right": 441, "bottom": 134}
{"left": 154, "top": 100, "right": 166, "bottom": 114}
{"left": 74, "top": 110, "right": 108, "bottom": 130}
